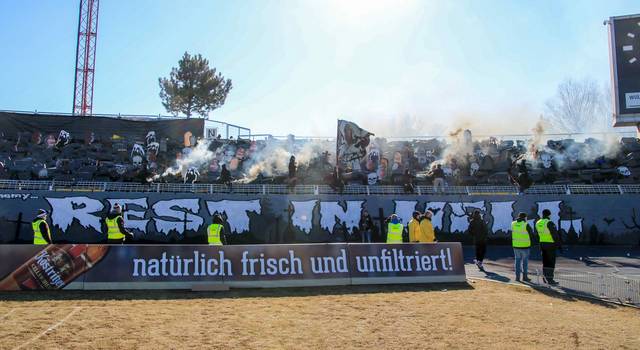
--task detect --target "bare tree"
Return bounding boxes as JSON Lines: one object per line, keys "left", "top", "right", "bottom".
{"left": 543, "top": 78, "right": 610, "bottom": 133}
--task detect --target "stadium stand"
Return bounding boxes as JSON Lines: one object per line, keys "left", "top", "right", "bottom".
{"left": 0, "top": 111, "right": 639, "bottom": 187}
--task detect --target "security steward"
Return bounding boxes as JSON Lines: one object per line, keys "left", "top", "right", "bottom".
{"left": 207, "top": 214, "right": 226, "bottom": 245}
{"left": 511, "top": 212, "right": 533, "bottom": 282}
{"left": 32, "top": 209, "right": 52, "bottom": 245}
{"left": 104, "top": 204, "right": 134, "bottom": 244}
{"left": 385, "top": 214, "right": 404, "bottom": 244}
{"left": 535, "top": 209, "right": 562, "bottom": 285}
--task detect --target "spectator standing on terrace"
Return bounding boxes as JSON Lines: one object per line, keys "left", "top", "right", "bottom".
{"left": 536, "top": 209, "right": 562, "bottom": 285}
{"left": 219, "top": 164, "right": 232, "bottom": 191}
{"left": 467, "top": 210, "right": 487, "bottom": 271}
{"left": 359, "top": 209, "right": 374, "bottom": 243}
{"left": 288, "top": 156, "right": 297, "bottom": 192}
{"left": 430, "top": 164, "right": 445, "bottom": 193}
{"left": 419, "top": 210, "right": 436, "bottom": 243}
{"left": 403, "top": 169, "right": 415, "bottom": 194}
{"left": 511, "top": 212, "right": 533, "bottom": 282}
{"left": 408, "top": 211, "right": 422, "bottom": 243}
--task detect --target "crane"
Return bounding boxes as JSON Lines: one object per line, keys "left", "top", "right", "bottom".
{"left": 72, "top": 0, "right": 99, "bottom": 116}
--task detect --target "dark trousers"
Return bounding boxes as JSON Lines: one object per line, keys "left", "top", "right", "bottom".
{"left": 541, "top": 246, "right": 557, "bottom": 280}
{"left": 475, "top": 243, "right": 487, "bottom": 262}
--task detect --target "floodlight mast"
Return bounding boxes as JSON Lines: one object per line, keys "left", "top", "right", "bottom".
{"left": 72, "top": 0, "right": 99, "bottom": 116}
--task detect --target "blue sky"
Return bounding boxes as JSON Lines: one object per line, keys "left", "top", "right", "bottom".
{"left": 0, "top": 0, "right": 638, "bottom": 136}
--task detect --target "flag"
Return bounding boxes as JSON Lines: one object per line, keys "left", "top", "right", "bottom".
{"left": 336, "top": 120, "right": 374, "bottom": 165}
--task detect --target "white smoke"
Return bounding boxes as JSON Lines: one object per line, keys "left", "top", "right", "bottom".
{"left": 152, "top": 139, "right": 215, "bottom": 181}
{"left": 241, "top": 139, "right": 334, "bottom": 181}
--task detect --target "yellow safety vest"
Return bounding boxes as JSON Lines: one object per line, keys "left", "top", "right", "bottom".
{"left": 511, "top": 221, "right": 531, "bottom": 248}
{"left": 32, "top": 219, "right": 49, "bottom": 245}
{"left": 387, "top": 222, "right": 404, "bottom": 244}
{"left": 106, "top": 216, "right": 125, "bottom": 240}
{"left": 208, "top": 224, "right": 223, "bottom": 246}
{"left": 536, "top": 218, "right": 554, "bottom": 243}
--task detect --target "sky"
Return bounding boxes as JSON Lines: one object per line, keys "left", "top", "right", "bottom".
{"left": 0, "top": 0, "right": 638, "bottom": 137}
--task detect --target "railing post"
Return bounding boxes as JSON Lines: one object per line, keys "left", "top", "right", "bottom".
{"left": 262, "top": 185, "right": 266, "bottom": 195}
{"left": 102, "top": 182, "right": 107, "bottom": 192}
{"left": 617, "top": 184, "right": 624, "bottom": 195}
{"left": 366, "top": 186, "right": 370, "bottom": 196}
{"left": 314, "top": 185, "right": 319, "bottom": 196}
{"left": 417, "top": 186, "right": 421, "bottom": 196}
{"left": 156, "top": 183, "right": 160, "bottom": 193}
{"left": 209, "top": 184, "right": 213, "bottom": 194}
{"left": 565, "top": 185, "right": 571, "bottom": 195}
{"left": 465, "top": 186, "right": 470, "bottom": 195}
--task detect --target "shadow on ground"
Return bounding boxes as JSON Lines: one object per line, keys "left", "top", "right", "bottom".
{"left": 0, "top": 282, "right": 474, "bottom": 302}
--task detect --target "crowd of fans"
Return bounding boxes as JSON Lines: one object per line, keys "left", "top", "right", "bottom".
{"left": 0, "top": 127, "right": 639, "bottom": 188}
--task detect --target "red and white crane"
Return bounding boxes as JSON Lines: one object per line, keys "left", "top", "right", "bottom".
{"left": 72, "top": 0, "right": 99, "bottom": 116}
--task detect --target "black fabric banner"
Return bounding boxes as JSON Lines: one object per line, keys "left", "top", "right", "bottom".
{"left": 0, "top": 111, "right": 204, "bottom": 143}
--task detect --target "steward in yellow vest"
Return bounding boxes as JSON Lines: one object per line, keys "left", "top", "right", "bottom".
{"left": 511, "top": 212, "right": 533, "bottom": 282}
{"left": 386, "top": 214, "right": 404, "bottom": 244}
{"left": 32, "top": 209, "right": 52, "bottom": 245}
{"left": 207, "top": 214, "right": 226, "bottom": 245}
{"left": 535, "top": 209, "right": 561, "bottom": 285}
{"left": 104, "top": 204, "right": 134, "bottom": 244}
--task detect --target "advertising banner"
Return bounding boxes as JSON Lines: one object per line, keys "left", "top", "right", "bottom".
{"left": 608, "top": 14, "right": 640, "bottom": 126}
{"left": 0, "top": 243, "right": 466, "bottom": 291}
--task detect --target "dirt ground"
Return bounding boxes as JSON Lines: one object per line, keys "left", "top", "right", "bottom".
{"left": 0, "top": 280, "right": 638, "bottom": 350}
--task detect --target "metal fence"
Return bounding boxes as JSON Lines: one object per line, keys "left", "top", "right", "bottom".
{"left": 1, "top": 179, "right": 640, "bottom": 195}
{"left": 534, "top": 269, "right": 640, "bottom": 307}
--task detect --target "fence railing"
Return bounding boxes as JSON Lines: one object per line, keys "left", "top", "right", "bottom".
{"left": 1, "top": 180, "right": 640, "bottom": 195}
{"left": 535, "top": 269, "right": 640, "bottom": 307}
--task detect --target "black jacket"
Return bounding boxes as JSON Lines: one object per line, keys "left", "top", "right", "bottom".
{"left": 359, "top": 215, "right": 374, "bottom": 231}
{"left": 539, "top": 219, "right": 562, "bottom": 249}
{"left": 467, "top": 217, "right": 488, "bottom": 244}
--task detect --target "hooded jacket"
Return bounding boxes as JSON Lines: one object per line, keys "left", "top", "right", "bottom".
{"left": 418, "top": 217, "right": 436, "bottom": 243}
{"left": 408, "top": 217, "right": 422, "bottom": 242}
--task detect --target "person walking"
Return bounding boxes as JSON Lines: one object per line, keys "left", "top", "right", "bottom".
{"left": 359, "top": 209, "right": 374, "bottom": 243}
{"left": 408, "top": 211, "right": 422, "bottom": 242}
{"left": 32, "top": 209, "right": 52, "bottom": 245}
{"left": 418, "top": 210, "right": 436, "bottom": 243}
{"left": 467, "top": 210, "right": 488, "bottom": 271}
{"left": 207, "top": 214, "right": 226, "bottom": 246}
{"left": 104, "top": 204, "right": 134, "bottom": 244}
{"left": 536, "top": 209, "right": 562, "bottom": 285}
{"left": 511, "top": 212, "right": 533, "bottom": 282}
{"left": 385, "top": 214, "right": 404, "bottom": 244}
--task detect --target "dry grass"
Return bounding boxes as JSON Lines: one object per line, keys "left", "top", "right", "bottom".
{"left": 0, "top": 280, "right": 638, "bottom": 349}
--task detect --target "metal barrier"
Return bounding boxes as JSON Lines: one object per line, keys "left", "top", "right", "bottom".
{"left": 535, "top": 269, "right": 640, "bottom": 307}
{"left": 1, "top": 179, "right": 640, "bottom": 195}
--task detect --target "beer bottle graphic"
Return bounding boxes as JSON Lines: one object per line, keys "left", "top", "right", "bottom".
{"left": 0, "top": 244, "right": 109, "bottom": 291}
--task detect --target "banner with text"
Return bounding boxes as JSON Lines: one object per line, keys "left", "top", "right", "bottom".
{"left": 0, "top": 243, "right": 465, "bottom": 290}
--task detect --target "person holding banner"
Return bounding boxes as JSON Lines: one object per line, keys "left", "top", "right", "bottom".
{"left": 385, "top": 214, "right": 404, "bottom": 244}
{"left": 32, "top": 209, "right": 52, "bottom": 245}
